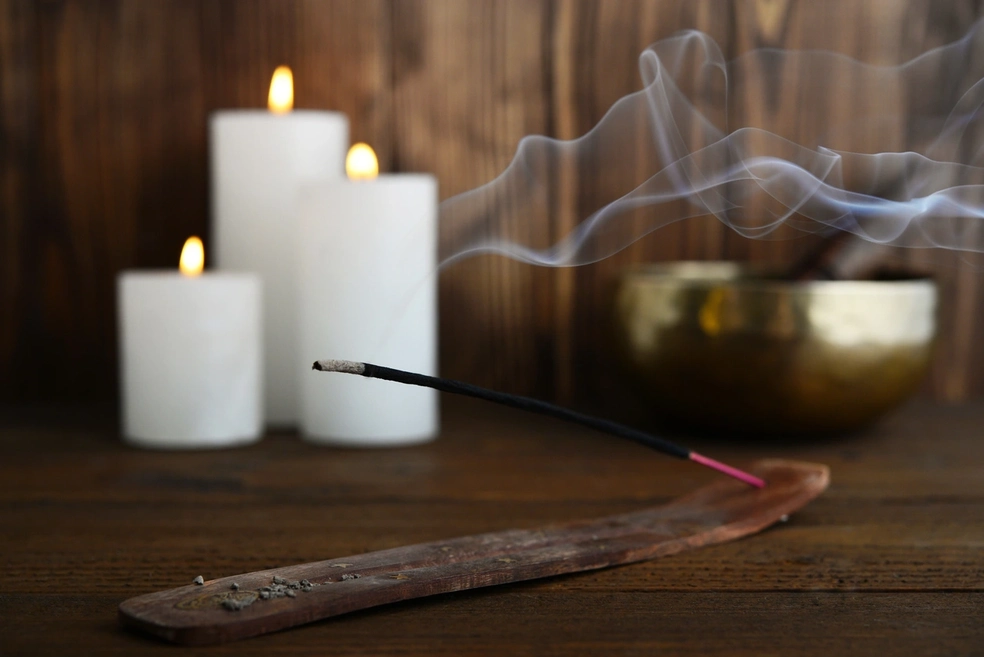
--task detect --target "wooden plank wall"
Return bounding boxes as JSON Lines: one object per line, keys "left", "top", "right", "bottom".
{"left": 1, "top": 0, "right": 982, "bottom": 405}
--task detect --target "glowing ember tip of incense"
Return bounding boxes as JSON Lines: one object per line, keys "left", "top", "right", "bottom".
{"left": 689, "top": 452, "right": 766, "bottom": 488}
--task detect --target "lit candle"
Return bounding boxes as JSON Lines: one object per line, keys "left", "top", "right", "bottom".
{"left": 298, "top": 144, "right": 439, "bottom": 445}
{"left": 118, "top": 237, "right": 262, "bottom": 448}
{"left": 211, "top": 65, "right": 349, "bottom": 426}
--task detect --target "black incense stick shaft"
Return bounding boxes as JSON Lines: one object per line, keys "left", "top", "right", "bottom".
{"left": 359, "top": 361, "right": 686, "bottom": 458}
{"left": 313, "top": 359, "right": 766, "bottom": 488}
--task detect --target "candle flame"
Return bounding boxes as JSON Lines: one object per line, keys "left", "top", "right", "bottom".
{"left": 346, "top": 143, "right": 379, "bottom": 180}
{"left": 268, "top": 66, "right": 294, "bottom": 114}
{"left": 179, "top": 237, "right": 205, "bottom": 277}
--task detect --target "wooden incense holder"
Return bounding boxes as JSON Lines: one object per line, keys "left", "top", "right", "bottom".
{"left": 119, "top": 459, "right": 829, "bottom": 645}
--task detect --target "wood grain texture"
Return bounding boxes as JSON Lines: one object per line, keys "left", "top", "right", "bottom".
{"left": 555, "top": 0, "right": 740, "bottom": 406}
{"left": 1, "top": 397, "right": 983, "bottom": 654}
{"left": 895, "top": 0, "right": 984, "bottom": 401}
{"left": 0, "top": 0, "right": 38, "bottom": 376}
{"left": 392, "top": 0, "right": 560, "bottom": 398}
{"left": 2, "top": 0, "right": 984, "bottom": 404}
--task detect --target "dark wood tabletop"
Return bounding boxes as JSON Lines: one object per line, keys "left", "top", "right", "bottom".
{"left": 1, "top": 397, "right": 982, "bottom": 656}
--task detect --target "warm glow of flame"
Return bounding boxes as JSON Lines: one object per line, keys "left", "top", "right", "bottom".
{"left": 179, "top": 237, "right": 205, "bottom": 277}
{"left": 698, "top": 287, "right": 725, "bottom": 337}
{"left": 346, "top": 143, "right": 379, "bottom": 180}
{"left": 268, "top": 66, "right": 294, "bottom": 114}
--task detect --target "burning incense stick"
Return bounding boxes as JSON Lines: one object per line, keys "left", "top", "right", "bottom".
{"left": 313, "top": 359, "right": 766, "bottom": 488}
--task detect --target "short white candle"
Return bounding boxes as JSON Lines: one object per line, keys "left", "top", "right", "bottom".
{"left": 118, "top": 237, "right": 262, "bottom": 449}
{"left": 298, "top": 144, "right": 439, "bottom": 445}
{"left": 210, "top": 65, "right": 348, "bottom": 426}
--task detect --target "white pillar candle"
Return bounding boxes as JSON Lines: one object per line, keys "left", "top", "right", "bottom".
{"left": 118, "top": 238, "right": 262, "bottom": 449}
{"left": 297, "top": 146, "right": 439, "bottom": 445}
{"left": 210, "top": 67, "right": 348, "bottom": 426}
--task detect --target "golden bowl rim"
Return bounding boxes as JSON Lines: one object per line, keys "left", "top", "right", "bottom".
{"left": 619, "top": 261, "right": 937, "bottom": 295}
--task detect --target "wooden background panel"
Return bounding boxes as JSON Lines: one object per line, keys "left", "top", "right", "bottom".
{"left": 895, "top": 0, "right": 984, "bottom": 401}
{"left": 7, "top": 0, "right": 210, "bottom": 400}
{"left": 0, "top": 0, "right": 37, "bottom": 380}
{"left": 392, "top": 0, "right": 561, "bottom": 398}
{"left": 201, "top": 0, "right": 393, "bottom": 159}
{"left": 558, "top": 0, "right": 742, "bottom": 405}
{"left": 1, "top": 0, "right": 983, "bottom": 405}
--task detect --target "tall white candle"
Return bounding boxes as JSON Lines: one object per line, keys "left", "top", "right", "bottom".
{"left": 118, "top": 237, "right": 262, "bottom": 448}
{"left": 298, "top": 145, "right": 439, "bottom": 445}
{"left": 210, "top": 66, "right": 348, "bottom": 426}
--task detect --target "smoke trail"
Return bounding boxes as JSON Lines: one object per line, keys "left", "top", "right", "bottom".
{"left": 438, "top": 19, "right": 984, "bottom": 267}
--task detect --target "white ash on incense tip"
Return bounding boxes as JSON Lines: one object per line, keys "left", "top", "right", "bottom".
{"left": 312, "top": 359, "right": 365, "bottom": 374}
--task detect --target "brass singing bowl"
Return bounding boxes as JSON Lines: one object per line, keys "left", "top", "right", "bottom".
{"left": 613, "top": 262, "right": 937, "bottom": 435}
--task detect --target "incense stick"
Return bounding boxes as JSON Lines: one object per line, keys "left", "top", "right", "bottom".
{"left": 312, "top": 359, "right": 766, "bottom": 488}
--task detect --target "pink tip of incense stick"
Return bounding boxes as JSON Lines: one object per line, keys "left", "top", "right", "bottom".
{"left": 689, "top": 452, "right": 766, "bottom": 488}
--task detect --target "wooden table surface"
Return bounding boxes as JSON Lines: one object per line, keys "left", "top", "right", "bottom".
{"left": 1, "top": 397, "right": 982, "bottom": 655}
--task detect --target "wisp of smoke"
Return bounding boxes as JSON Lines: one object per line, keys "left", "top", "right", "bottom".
{"left": 438, "top": 20, "right": 984, "bottom": 267}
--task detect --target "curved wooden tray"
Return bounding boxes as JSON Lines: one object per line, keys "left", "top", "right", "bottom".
{"left": 119, "top": 459, "right": 829, "bottom": 645}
